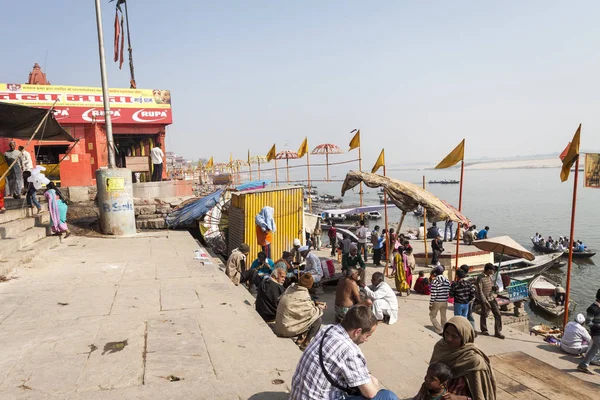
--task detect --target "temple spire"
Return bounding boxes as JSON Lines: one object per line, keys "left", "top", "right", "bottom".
{"left": 27, "top": 63, "right": 50, "bottom": 85}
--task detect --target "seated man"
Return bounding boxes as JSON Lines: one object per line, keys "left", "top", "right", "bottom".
{"left": 335, "top": 267, "right": 370, "bottom": 323}
{"left": 255, "top": 268, "right": 287, "bottom": 322}
{"left": 561, "top": 313, "right": 592, "bottom": 356}
{"left": 342, "top": 243, "right": 366, "bottom": 285}
{"left": 463, "top": 226, "right": 475, "bottom": 245}
{"left": 250, "top": 251, "right": 275, "bottom": 280}
{"left": 275, "top": 273, "right": 325, "bottom": 350}
{"left": 477, "top": 225, "right": 490, "bottom": 240}
{"left": 427, "top": 222, "right": 438, "bottom": 239}
{"left": 290, "top": 238, "right": 303, "bottom": 265}
{"left": 555, "top": 286, "right": 566, "bottom": 306}
{"left": 361, "top": 272, "right": 398, "bottom": 324}
{"left": 414, "top": 271, "right": 426, "bottom": 294}
{"left": 225, "top": 243, "right": 250, "bottom": 286}
{"left": 299, "top": 246, "right": 323, "bottom": 283}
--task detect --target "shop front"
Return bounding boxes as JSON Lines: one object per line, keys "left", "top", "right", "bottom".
{"left": 0, "top": 83, "right": 172, "bottom": 187}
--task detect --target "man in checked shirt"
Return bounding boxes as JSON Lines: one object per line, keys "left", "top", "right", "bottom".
{"left": 290, "top": 305, "right": 398, "bottom": 399}
{"left": 475, "top": 263, "right": 505, "bottom": 339}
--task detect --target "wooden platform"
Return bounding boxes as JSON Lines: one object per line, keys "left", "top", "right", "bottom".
{"left": 491, "top": 351, "right": 598, "bottom": 399}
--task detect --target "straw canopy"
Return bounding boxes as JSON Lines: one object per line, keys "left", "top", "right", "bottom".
{"left": 341, "top": 170, "right": 468, "bottom": 222}
{"left": 472, "top": 236, "right": 535, "bottom": 261}
{"left": 250, "top": 155, "right": 268, "bottom": 164}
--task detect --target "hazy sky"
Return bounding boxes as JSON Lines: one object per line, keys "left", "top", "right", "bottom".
{"left": 2, "top": 1, "right": 599, "bottom": 166}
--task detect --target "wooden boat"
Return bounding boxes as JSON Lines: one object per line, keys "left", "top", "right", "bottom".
{"left": 345, "top": 211, "right": 382, "bottom": 221}
{"left": 428, "top": 180, "right": 460, "bottom": 184}
{"left": 530, "top": 238, "right": 596, "bottom": 259}
{"left": 529, "top": 275, "right": 565, "bottom": 317}
{"left": 470, "top": 253, "right": 564, "bottom": 278}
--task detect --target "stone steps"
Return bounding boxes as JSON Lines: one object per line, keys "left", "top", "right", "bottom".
{"left": 0, "top": 235, "right": 63, "bottom": 277}
{"left": 0, "top": 226, "right": 49, "bottom": 261}
{"left": 0, "top": 203, "right": 48, "bottom": 224}
{"left": 0, "top": 213, "right": 49, "bottom": 239}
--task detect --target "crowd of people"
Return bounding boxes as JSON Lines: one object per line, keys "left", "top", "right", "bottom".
{"left": 533, "top": 233, "right": 588, "bottom": 252}
{"left": 222, "top": 221, "right": 600, "bottom": 398}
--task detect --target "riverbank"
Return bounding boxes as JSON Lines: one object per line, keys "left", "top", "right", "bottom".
{"left": 1, "top": 231, "right": 598, "bottom": 399}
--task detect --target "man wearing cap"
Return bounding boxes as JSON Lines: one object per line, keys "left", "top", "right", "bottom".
{"left": 275, "top": 273, "right": 325, "bottom": 350}
{"left": 225, "top": 243, "right": 250, "bottom": 286}
{"left": 300, "top": 246, "right": 323, "bottom": 283}
{"left": 290, "top": 238, "right": 303, "bottom": 265}
{"left": 561, "top": 313, "right": 592, "bottom": 356}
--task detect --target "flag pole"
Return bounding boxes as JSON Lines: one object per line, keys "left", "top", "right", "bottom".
{"left": 258, "top": 159, "right": 261, "bottom": 180}
{"left": 307, "top": 151, "right": 312, "bottom": 213}
{"left": 326, "top": 151, "right": 330, "bottom": 181}
{"left": 359, "top": 144, "right": 363, "bottom": 207}
{"left": 452, "top": 159, "right": 465, "bottom": 281}
{"left": 248, "top": 151, "right": 252, "bottom": 181}
{"left": 563, "top": 156, "right": 579, "bottom": 327}
{"left": 423, "top": 176, "right": 428, "bottom": 264}
{"left": 286, "top": 157, "right": 290, "bottom": 183}
{"left": 275, "top": 158, "right": 279, "bottom": 186}
{"left": 383, "top": 161, "right": 389, "bottom": 277}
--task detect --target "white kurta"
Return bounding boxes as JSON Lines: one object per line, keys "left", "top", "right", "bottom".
{"left": 303, "top": 252, "right": 323, "bottom": 283}
{"left": 363, "top": 282, "right": 398, "bottom": 324}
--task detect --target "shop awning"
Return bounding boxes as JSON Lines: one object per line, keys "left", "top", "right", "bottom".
{"left": 0, "top": 102, "right": 75, "bottom": 142}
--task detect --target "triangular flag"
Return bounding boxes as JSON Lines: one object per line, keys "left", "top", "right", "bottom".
{"left": 371, "top": 149, "right": 385, "bottom": 173}
{"left": 560, "top": 124, "right": 581, "bottom": 182}
{"left": 349, "top": 129, "right": 360, "bottom": 151}
{"left": 435, "top": 139, "right": 465, "bottom": 169}
{"left": 266, "top": 144, "right": 276, "bottom": 162}
{"left": 205, "top": 157, "right": 213, "bottom": 169}
{"left": 298, "top": 137, "right": 308, "bottom": 158}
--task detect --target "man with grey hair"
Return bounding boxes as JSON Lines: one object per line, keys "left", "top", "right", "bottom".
{"left": 4, "top": 141, "right": 24, "bottom": 199}
{"left": 255, "top": 267, "right": 286, "bottom": 322}
{"left": 362, "top": 272, "right": 398, "bottom": 325}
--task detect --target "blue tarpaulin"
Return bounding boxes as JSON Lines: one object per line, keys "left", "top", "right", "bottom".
{"left": 235, "top": 180, "right": 272, "bottom": 191}
{"left": 165, "top": 189, "right": 224, "bottom": 228}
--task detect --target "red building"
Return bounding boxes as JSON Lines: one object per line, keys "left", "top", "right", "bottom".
{"left": 0, "top": 64, "right": 173, "bottom": 187}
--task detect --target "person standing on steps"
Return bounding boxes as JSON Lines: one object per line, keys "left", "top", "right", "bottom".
{"left": 475, "top": 263, "right": 504, "bottom": 339}
{"left": 150, "top": 142, "right": 164, "bottom": 182}
{"left": 4, "top": 141, "right": 23, "bottom": 199}
{"left": 328, "top": 221, "right": 338, "bottom": 257}
{"left": 371, "top": 225, "right": 383, "bottom": 266}
{"left": 429, "top": 266, "right": 450, "bottom": 335}
{"left": 356, "top": 219, "right": 369, "bottom": 262}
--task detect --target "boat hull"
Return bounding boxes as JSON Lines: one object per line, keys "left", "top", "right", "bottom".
{"left": 531, "top": 238, "right": 595, "bottom": 258}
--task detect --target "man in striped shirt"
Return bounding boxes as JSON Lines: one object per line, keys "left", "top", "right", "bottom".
{"left": 476, "top": 263, "right": 505, "bottom": 339}
{"left": 429, "top": 266, "right": 450, "bottom": 335}
{"left": 450, "top": 269, "right": 476, "bottom": 318}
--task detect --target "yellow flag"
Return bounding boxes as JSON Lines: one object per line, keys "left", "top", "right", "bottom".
{"left": 266, "top": 144, "right": 276, "bottom": 162}
{"left": 560, "top": 124, "right": 581, "bottom": 182}
{"left": 205, "top": 156, "right": 213, "bottom": 169}
{"left": 297, "top": 137, "right": 308, "bottom": 158}
{"left": 349, "top": 129, "right": 360, "bottom": 151}
{"left": 371, "top": 149, "right": 385, "bottom": 173}
{"left": 435, "top": 139, "right": 465, "bottom": 169}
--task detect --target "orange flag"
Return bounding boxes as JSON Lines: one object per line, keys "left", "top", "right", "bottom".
{"left": 560, "top": 124, "right": 581, "bottom": 182}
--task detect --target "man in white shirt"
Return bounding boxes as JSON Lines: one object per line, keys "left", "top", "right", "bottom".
{"left": 356, "top": 220, "right": 369, "bottom": 261}
{"left": 362, "top": 272, "right": 398, "bottom": 324}
{"left": 18, "top": 146, "right": 33, "bottom": 172}
{"left": 561, "top": 313, "right": 592, "bottom": 355}
{"left": 150, "top": 142, "right": 164, "bottom": 182}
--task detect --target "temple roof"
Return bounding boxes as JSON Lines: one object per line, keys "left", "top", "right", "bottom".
{"left": 27, "top": 63, "right": 50, "bottom": 85}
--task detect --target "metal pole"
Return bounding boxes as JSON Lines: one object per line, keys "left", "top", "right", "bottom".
{"left": 307, "top": 151, "right": 312, "bottom": 213}
{"left": 358, "top": 145, "right": 363, "bottom": 206}
{"left": 383, "top": 163, "right": 389, "bottom": 277}
{"left": 123, "top": 0, "right": 137, "bottom": 88}
{"left": 286, "top": 158, "right": 290, "bottom": 183}
{"left": 563, "top": 156, "right": 579, "bottom": 328}
{"left": 94, "top": 0, "right": 116, "bottom": 168}
{"left": 423, "top": 176, "right": 429, "bottom": 264}
{"left": 326, "top": 152, "right": 330, "bottom": 181}
{"left": 452, "top": 160, "right": 465, "bottom": 281}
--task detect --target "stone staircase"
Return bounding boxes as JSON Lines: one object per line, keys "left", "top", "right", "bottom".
{"left": 0, "top": 197, "right": 61, "bottom": 277}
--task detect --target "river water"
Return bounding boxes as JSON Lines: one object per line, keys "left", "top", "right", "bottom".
{"left": 307, "top": 166, "right": 599, "bottom": 326}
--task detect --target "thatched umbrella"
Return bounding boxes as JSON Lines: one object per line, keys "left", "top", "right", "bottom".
{"left": 275, "top": 150, "right": 299, "bottom": 183}
{"left": 311, "top": 143, "right": 343, "bottom": 181}
{"left": 341, "top": 170, "right": 469, "bottom": 225}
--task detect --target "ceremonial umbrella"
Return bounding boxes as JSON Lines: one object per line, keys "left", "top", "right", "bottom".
{"left": 275, "top": 150, "right": 299, "bottom": 183}
{"left": 311, "top": 143, "right": 344, "bottom": 181}
{"left": 250, "top": 155, "right": 268, "bottom": 180}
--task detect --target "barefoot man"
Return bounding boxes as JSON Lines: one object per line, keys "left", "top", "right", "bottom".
{"left": 335, "top": 267, "right": 371, "bottom": 322}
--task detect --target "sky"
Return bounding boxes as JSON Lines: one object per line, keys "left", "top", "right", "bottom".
{"left": 2, "top": 1, "right": 600, "bottom": 166}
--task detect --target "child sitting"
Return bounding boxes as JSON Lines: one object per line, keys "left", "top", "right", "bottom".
{"left": 413, "top": 362, "right": 453, "bottom": 400}
{"left": 422, "top": 278, "right": 431, "bottom": 295}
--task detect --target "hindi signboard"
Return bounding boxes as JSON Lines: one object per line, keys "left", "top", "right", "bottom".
{"left": 584, "top": 153, "right": 600, "bottom": 188}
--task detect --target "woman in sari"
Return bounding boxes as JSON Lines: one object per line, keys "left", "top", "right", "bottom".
{"left": 44, "top": 183, "right": 71, "bottom": 237}
{"left": 427, "top": 316, "right": 497, "bottom": 400}
{"left": 0, "top": 153, "right": 7, "bottom": 213}
{"left": 394, "top": 249, "right": 410, "bottom": 295}
{"left": 404, "top": 245, "right": 415, "bottom": 291}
